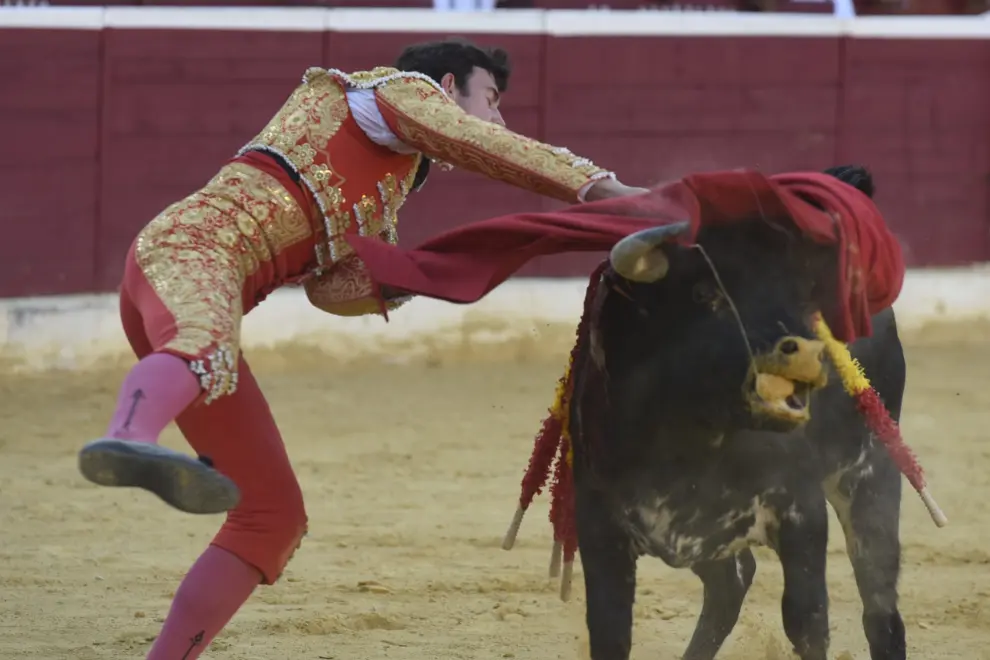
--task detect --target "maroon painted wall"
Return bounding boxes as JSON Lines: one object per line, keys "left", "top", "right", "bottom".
{"left": 0, "top": 28, "right": 102, "bottom": 297}
{"left": 0, "top": 22, "right": 987, "bottom": 298}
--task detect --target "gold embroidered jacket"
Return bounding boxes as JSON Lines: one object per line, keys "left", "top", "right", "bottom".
{"left": 236, "top": 66, "right": 615, "bottom": 317}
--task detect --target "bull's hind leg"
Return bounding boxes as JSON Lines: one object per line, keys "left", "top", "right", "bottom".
{"left": 575, "top": 485, "right": 637, "bottom": 660}
{"left": 775, "top": 495, "right": 830, "bottom": 660}
{"left": 825, "top": 455, "right": 906, "bottom": 660}
{"left": 682, "top": 549, "right": 757, "bottom": 660}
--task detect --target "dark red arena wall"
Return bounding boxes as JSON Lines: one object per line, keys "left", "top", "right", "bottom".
{"left": 0, "top": 26, "right": 102, "bottom": 297}
{"left": 0, "top": 8, "right": 987, "bottom": 298}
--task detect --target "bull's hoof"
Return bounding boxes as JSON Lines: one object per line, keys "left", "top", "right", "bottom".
{"left": 78, "top": 438, "right": 240, "bottom": 515}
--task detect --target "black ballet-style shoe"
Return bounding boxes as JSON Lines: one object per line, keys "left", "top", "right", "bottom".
{"left": 78, "top": 438, "right": 241, "bottom": 515}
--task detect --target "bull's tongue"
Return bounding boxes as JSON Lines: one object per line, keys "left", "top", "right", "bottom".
{"left": 754, "top": 373, "right": 796, "bottom": 402}
{"left": 752, "top": 373, "right": 811, "bottom": 419}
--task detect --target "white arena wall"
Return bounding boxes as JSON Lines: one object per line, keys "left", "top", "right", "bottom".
{"left": 1, "top": 268, "right": 988, "bottom": 372}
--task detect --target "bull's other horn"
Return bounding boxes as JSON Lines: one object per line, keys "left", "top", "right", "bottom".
{"left": 609, "top": 221, "right": 691, "bottom": 283}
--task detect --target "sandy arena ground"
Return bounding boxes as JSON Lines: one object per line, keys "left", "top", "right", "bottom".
{"left": 1, "top": 320, "right": 988, "bottom": 659}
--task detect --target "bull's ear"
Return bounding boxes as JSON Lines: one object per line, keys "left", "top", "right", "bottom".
{"left": 823, "top": 165, "right": 875, "bottom": 198}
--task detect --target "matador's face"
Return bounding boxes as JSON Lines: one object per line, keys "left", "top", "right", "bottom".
{"left": 442, "top": 66, "right": 505, "bottom": 128}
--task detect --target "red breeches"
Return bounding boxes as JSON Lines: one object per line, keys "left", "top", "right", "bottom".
{"left": 119, "top": 251, "right": 308, "bottom": 585}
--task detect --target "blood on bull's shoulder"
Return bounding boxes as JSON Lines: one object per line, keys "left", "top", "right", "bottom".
{"left": 569, "top": 166, "right": 908, "bottom": 660}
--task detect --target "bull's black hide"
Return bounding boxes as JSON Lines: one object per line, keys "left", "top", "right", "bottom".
{"left": 570, "top": 168, "right": 907, "bottom": 660}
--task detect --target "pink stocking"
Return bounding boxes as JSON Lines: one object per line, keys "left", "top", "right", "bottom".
{"left": 147, "top": 546, "right": 261, "bottom": 660}
{"left": 106, "top": 352, "right": 202, "bottom": 443}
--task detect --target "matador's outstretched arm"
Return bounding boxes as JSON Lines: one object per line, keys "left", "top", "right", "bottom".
{"left": 374, "top": 76, "right": 617, "bottom": 204}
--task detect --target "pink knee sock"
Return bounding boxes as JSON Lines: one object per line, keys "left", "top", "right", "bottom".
{"left": 106, "top": 352, "right": 202, "bottom": 443}
{"left": 147, "top": 546, "right": 262, "bottom": 660}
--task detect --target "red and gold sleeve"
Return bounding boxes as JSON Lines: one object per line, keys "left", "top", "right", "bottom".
{"left": 374, "top": 76, "right": 615, "bottom": 204}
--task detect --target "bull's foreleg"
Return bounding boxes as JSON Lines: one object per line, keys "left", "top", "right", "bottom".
{"left": 776, "top": 496, "right": 830, "bottom": 660}
{"left": 682, "top": 549, "right": 757, "bottom": 660}
{"left": 826, "top": 457, "right": 906, "bottom": 660}
{"left": 575, "top": 485, "right": 637, "bottom": 660}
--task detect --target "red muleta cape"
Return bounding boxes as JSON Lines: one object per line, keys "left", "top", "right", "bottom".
{"left": 345, "top": 169, "right": 906, "bottom": 343}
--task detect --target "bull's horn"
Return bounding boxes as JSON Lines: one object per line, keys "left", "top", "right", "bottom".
{"left": 609, "top": 221, "right": 691, "bottom": 283}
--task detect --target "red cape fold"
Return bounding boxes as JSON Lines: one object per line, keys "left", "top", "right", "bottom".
{"left": 345, "top": 169, "right": 905, "bottom": 342}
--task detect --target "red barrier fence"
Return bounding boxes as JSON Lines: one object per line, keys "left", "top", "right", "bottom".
{"left": 1, "top": 8, "right": 988, "bottom": 297}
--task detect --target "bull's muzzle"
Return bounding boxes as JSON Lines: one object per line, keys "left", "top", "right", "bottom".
{"left": 747, "top": 336, "right": 828, "bottom": 425}
{"left": 609, "top": 222, "right": 692, "bottom": 282}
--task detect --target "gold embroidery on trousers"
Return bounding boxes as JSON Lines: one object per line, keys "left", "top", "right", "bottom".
{"left": 134, "top": 163, "right": 312, "bottom": 404}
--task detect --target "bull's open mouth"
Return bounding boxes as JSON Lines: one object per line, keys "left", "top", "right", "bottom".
{"left": 748, "top": 373, "right": 815, "bottom": 423}
{"left": 786, "top": 384, "right": 812, "bottom": 411}
{"left": 743, "top": 335, "right": 829, "bottom": 425}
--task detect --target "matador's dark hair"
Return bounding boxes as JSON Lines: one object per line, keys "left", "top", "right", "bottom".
{"left": 394, "top": 37, "right": 512, "bottom": 94}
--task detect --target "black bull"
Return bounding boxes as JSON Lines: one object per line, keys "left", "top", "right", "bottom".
{"left": 569, "top": 181, "right": 906, "bottom": 659}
